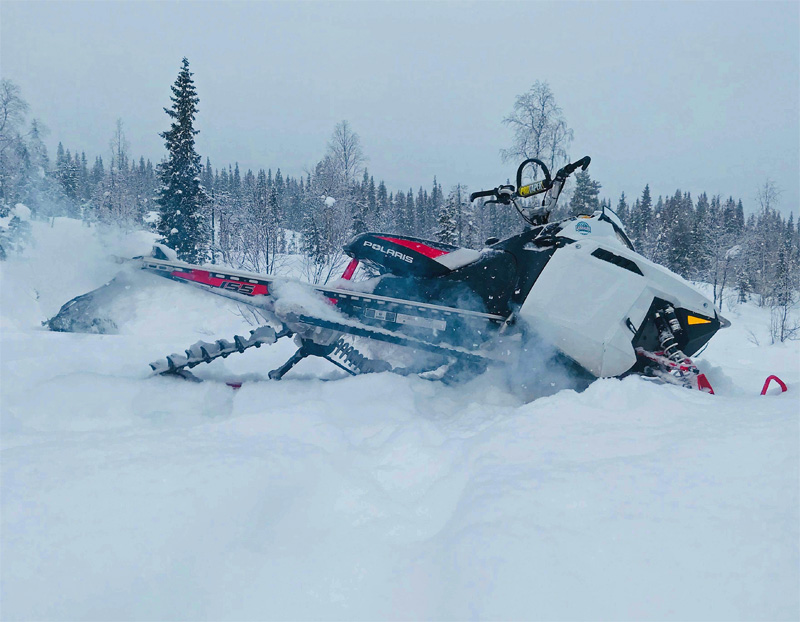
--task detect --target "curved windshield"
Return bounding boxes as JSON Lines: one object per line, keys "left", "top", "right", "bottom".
{"left": 599, "top": 209, "right": 635, "bottom": 251}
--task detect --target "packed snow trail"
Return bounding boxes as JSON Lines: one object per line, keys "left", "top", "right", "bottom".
{"left": 1, "top": 219, "right": 798, "bottom": 620}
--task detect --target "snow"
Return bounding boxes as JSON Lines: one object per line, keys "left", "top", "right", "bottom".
{"left": 0, "top": 204, "right": 32, "bottom": 231}
{"left": 12, "top": 203, "right": 31, "bottom": 221}
{"left": 1, "top": 218, "right": 798, "bottom": 620}
{"left": 153, "top": 242, "right": 178, "bottom": 261}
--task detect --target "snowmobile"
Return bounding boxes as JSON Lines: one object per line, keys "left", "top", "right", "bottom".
{"left": 50, "top": 156, "right": 729, "bottom": 392}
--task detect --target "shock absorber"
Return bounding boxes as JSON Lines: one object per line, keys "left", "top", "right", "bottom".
{"left": 654, "top": 307, "right": 684, "bottom": 363}
{"left": 664, "top": 306, "right": 682, "bottom": 334}
{"left": 637, "top": 306, "right": 714, "bottom": 393}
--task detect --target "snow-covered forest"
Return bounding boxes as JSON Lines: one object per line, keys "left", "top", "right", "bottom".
{"left": 2, "top": 70, "right": 798, "bottom": 342}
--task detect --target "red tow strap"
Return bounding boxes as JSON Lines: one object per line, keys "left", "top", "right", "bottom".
{"left": 760, "top": 375, "right": 787, "bottom": 396}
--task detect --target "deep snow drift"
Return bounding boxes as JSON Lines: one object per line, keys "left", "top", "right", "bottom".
{"left": 1, "top": 219, "right": 798, "bottom": 621}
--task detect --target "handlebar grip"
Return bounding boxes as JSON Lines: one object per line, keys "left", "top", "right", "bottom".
{"left": 566, "top": 156, "right": 591, "bottom": 175}
{"left": 554, "top": 156, "right": 591, "bottom": 181}
{"left": 470, "top": 189, "right": 497, "bottom": 202}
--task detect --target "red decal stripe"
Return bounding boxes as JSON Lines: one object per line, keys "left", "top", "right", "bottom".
{"left": 171, "top": 269, "right": 269, "bottom": 296}
{"left": 342, "top": 258, "right": 359, "bottom": 280}
{"left": 376, "top": 236, "right": 449, "bottom": 259}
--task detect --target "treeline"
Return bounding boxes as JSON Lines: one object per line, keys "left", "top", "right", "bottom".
{"left": 37, "top": 139, "right": 800, "bottom": 319}
{"left": 561, "top": 175, "right": 799, "bottom": 324}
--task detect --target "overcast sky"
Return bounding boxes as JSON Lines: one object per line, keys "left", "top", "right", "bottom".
{"left": 2, "top": 1, "right": 798, "bottom": 213}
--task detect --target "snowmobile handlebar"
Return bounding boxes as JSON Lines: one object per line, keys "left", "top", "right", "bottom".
{"left": 555, "top": 156, "right": 591, "bottom": 180}
{"left": 469, "top": 156, "right": 591, "bottom": 204}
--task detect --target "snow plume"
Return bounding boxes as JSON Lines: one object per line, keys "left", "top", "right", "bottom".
{"left": 271, "top": 279, "right": 343, "bottom": 323}
{"left": 500, "top": 327, "right": 595, "bottom": 401}
{"left": 46, "top": 273, "right": 126, "bottom": 334}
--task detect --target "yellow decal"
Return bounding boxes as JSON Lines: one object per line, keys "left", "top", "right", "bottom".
{"left": 687, "top": 315, "right": 712, "bottom": 325}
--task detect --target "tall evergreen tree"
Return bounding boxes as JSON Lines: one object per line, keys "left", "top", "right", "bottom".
{"left": 436, "top": 191, "right": 459, "bottom": 245}
{"left": 91, "top": 156, "right": 104, "bottom": 186}
{"left": 615, "top": 192, "right": 629, "bottom": 226}
{"left": 428, "top": 177, "right": 443, "bottom": 237}
{"left": 156, "top": 58, "right": 208, "bottom": 262}
{"left": 376, "top": 180, "right": 388, "bottom": 229}
{"left": 567, "top": 169, "right": 601, "bottom": 216}
{"left": 406, "top": 188, "right": 415, "bottom": 235}
{"left": 630, "top": 185, "right": 653, "bottom": 253}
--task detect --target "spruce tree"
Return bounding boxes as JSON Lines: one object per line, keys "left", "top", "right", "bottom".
{"left": 436, "top": 192, "right": 458, "bottom": 245}
{"left": 351, "top": 169, "right": 370, "bottom": 234}
{"left": 615, "top": 192, "right": 629, "bottom": 226}
{"left": 416, "top": 187, "right": 427, "bottom": 236}
{"left": 406, "top": 188, "right": 415, "bottom": 234}
{"left": 156, "top": 58, "right": 208, "bottom": 262}
{"left": 429, "top": 178, "right": 443, "bottom": 237}
{"left": 376, "top": 180, "right": 388, "bottom": 228}
{"left": 568, "top": 170, "right": 601, "bottom": 216}
{"left": 631, "top": 185, "right": 653, "bottom": 253}
{"left": 92, "top": 157, "right": 104, "bottom": 186}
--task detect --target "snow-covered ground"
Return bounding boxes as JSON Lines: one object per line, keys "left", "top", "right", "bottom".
{"left": 1, "top": 219, "right": 798, "bottom": 621}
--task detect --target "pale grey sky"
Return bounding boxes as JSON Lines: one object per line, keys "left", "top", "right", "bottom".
{"left": 2, "top": 1, "right": 798, "bottom": 213}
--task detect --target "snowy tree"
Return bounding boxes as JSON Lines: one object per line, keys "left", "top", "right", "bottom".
{"left": 375, "top": 180, "right": 388, "bottom": 229}
{"left": 770, "top": 242, "right": 798, "bottom": 343}
{"left": 649, "top": 190, "right": 692, "bottom": 274}
{"left": 701, "top": 195, "right": 743, "bottom": 309}
{"left": 28, "top": 119, "right": 49, "bottom": 174}
{"left": 393, "top": 190, "right": 410, "bottom": 234}
{"left": 0, "top": 80, "right": 31, "bottom": 208}
{"left": 437, "top": 185, "right": 470, "bottom": 246}
{"left": 427, "top": 177, "right": 443, "bottom": 238}
{"left": 629, "top": 185, "right": 653, "bottom": 254}
{"left": 300, "top": 188, "right": 348, "bottom": 284}
{"left": 240, "top": 169, "right": 283, "bottom": 274}
{"left": 501, "top": 81, "right": 573, "bottom": 174}
{"left": 91, "top": 156, "right": 104, "bottom": 186}
{"left": 0, "top": 81, "right": 68, "bottom": 218}
{"left": 155, "top": 58, "right": 208, "bottom": 262}
{"left": 0, "top": 202, "right": 32, "bottom": 259}
{"left": 0, "top": 80, "right": 28, "bottom": 160}
{"left": 436, "top": 202, "right": 457, "bottom": 245}
{"left": 351, "top": 168, "right": 371, "bottom": 234}
{"left": 615, "top": 192, "right": 629, "bottom": 227}
{"left": 214, "top": 166, "right": 235, "bottom": 264}
{"left": 327, "top": 120, "right": 365, "bottom": 191}
{"left": 567, "top": 169, "right": 601, "bottom": 216}
{"left": 96, "top": 119, "right": 138, "bottom": 226}
{"left": 687, "top": 192, "right": 712, "bottom": 280}
{"left": 405, "top": 188, "right": 416, "bottom": 235}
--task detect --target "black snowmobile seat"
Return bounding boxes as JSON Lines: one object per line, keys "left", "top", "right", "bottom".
{"left": 344, "top": 232, "right": 482, "bottom": 278}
